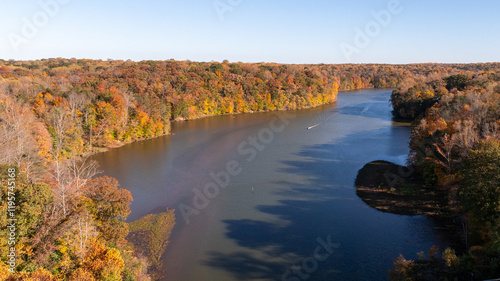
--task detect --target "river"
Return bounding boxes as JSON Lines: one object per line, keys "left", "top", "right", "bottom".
{"left": 92, "top": 89, "right": 451, "bottom": 281}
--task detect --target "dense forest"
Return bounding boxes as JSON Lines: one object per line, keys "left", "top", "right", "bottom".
{"left": 1, "top": 59, "right": 500, "bottom": 280}
{"left": 388, "top": 72, "right": 500, "bottom": 280}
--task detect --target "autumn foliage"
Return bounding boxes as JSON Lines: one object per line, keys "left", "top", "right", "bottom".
{"left": 1, "top": 59, "right": 500, "bottom": 280}
{"left": 0, "top": 165, "right": 145, "bottom": 281}
{"left": 389, "top": 70, "right": 500, "bottom": 280}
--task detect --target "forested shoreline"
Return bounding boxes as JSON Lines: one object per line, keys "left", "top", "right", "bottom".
{"left": 386, "top": 72, "right": 500, "bottom": 280}
{"left": 1, "top": 59, "right": 499, "bottom": 280}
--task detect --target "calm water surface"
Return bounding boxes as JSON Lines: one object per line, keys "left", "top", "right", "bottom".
{"left": 93, "top": 90, "right": 451, "bottom": 280}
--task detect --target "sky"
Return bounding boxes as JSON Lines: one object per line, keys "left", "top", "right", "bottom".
{"left": 1, "top": 0, "right": 499, "bottom": 64}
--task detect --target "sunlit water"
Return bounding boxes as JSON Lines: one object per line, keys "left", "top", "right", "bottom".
{"left": 93, "top": 90, "right": 451, "bottom": 281}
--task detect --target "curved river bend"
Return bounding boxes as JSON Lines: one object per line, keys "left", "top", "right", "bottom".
{"left": 93, "top": 90, "right": 451, "bottom": 281}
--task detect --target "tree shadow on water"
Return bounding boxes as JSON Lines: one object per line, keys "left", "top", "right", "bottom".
{"left": 202, "top": 128, "right": 404, "bottom": 280}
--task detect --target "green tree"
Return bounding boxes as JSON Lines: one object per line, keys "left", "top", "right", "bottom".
{"left": 458, "top": 139, "right": 500, "bottom": 224}
{"left": 0, "top": 166, "right": 53, "bottom": 268}
{"left": 445, "top": 74, "right": 468, "bottom": 91}
{"left": 229, "top": 63, "right": 243, "bottom": 75}
{"left": 209, "top": 63, "right": 224, "bottom": 73}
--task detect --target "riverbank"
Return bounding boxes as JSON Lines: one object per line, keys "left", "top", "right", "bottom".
{"left": 355, "top": 160, "right": 450, "bottom": 216}
{"left": 84, "top": 99, "right": 342, "bottom": 158}
{"left": 127, "top": 209, "right": 176, "bottom": 280}
{"left": 355, "top": 160, "right": 468, "bottom": 256}
{"left": 84, "top": 88, "right": 396, "bottom": 158}
{"left": 355, "top": 160, "right": 466, "bottom": 252}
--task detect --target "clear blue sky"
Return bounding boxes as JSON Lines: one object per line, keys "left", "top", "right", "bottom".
{"left": 1, "top": 0, "right": 499, "bottom": 64}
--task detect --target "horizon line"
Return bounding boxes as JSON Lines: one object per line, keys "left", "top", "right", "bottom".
{"left": 2, "top": 57, "right": 500, "bottom": 66}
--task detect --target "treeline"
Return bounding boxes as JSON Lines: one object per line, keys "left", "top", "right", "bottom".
{"left": 391, "top": 70, "right": 499, "bottom": 120}
{"left": 389, "top": 72, "right": 500, "bottom": 280}
{"left": 2, "top": 59, "right": 499, "bottom": 158}
{"left": 1, "top": 59, "right": 497, "bottom": 182}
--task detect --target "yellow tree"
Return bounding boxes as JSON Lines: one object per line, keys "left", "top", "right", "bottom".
{"left": 83, "top": 177, "right": 132, "bottom": 244}
{"left": 81, "top": 239, "right": 124, "bottom": 281}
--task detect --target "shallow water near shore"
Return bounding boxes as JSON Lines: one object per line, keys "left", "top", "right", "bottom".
{"left": 93, "top": 89, "right": 453, "bottom": 281}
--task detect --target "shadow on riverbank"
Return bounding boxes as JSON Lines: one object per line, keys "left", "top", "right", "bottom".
{"left": 355, "top": 160, "right": 448, "bottom": 216}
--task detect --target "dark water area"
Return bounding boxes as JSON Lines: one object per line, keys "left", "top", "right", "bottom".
{"left": 92, "top": 90, "right": 452, "bottom": 280}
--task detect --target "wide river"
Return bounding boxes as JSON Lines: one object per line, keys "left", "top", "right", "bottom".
{"left": 93, "top": 89, "right": 451, "bottom": 281}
